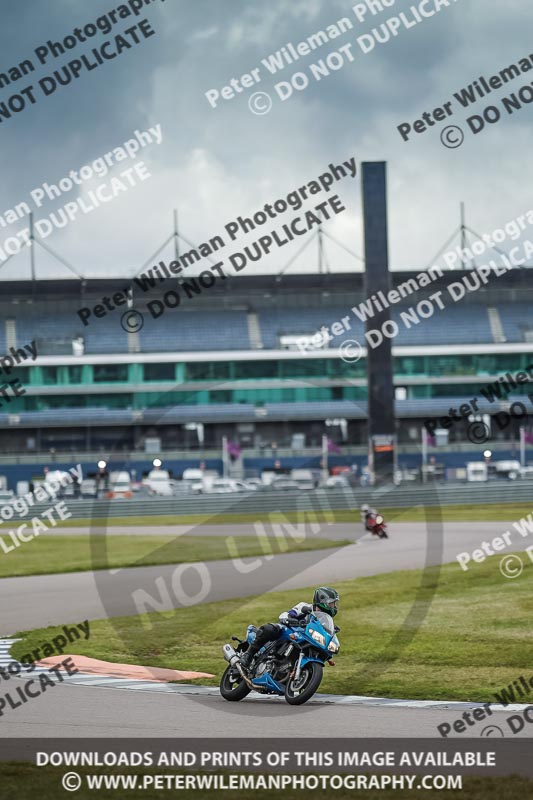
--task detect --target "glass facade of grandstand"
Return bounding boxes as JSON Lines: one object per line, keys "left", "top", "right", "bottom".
{"left": 9, "top": 353, "right": 533, "bottom": 411}
{"left": 7, "top": 353, "right": 533, "bottom": 396}
{"left": 2, "top": 271, "right": 533, "bottom": 456}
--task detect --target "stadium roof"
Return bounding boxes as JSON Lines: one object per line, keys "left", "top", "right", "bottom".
{"left": 2, "top": 267, "right": 533, "bottom": 303}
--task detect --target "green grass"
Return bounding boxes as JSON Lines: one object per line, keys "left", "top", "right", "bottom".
{"left": 4, "top": 501, "right": 530, "bottom": 529}
{"left": 0, "top": 534, "right": 349, "bottom": 578}
{"left": 0, "top": 764, "right": 528, "bottom": 800}
{"left": 12, "top": 549, "right": 533, "bottom": 702}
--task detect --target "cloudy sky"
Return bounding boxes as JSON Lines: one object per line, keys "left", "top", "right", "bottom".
{"left": 0, "top": 0, "right": 530, "bottom": 280}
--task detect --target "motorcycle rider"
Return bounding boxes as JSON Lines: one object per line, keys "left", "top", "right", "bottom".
{"left": 360, "top": 503, "right": 379, "bottom": 532}
{"left": 239, "top": 586, "right": 339, "bottom": 671}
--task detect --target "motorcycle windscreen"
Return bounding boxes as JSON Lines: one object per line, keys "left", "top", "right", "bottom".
{"left": 313, "top": 611, "right": 335, "bottom": 635}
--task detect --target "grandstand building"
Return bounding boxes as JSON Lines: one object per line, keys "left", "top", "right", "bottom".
{"left": 1, "top": 269, "right": 532, "bottom": 483}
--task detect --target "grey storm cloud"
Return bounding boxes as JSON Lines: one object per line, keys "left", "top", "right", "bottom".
{"left": 0, "top": 0, "right": 531, "bottom": 279}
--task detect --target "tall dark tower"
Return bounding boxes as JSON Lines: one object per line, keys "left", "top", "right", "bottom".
{"left": 361, "top": 162, "right": 395, "bottom": 483}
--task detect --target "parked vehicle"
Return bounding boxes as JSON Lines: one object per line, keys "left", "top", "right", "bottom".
{"left": 80, "top": 478, "right": 98, "bottom": 498}
{"left": 268, "top": 477, "right": 301, "bottom": 491}
{"left": 171, "top": 480, "right": 195, "bottom": 495}
{"left": 44, "top": 470, "right": 71, "bottom": 497}
{"left": 242, "top": 478, "right": 263, "bottom": 491}
{"left": 106, "top": 471, "right": 133, "bottom": 499}
{"left": 325, "top": 475, "right": 350, "bottom": 489}
{"left": 207, "top": 479, "right": 256, "bottom": 494}
{"left": 466, "top": 462, "right": 488, "bottom": 482}
{"left": 221, "top": 612, "right": 340, "bottom": 706}
{"left": 231, "top": 480, "right": 254, "bottom": 492}
{"left": 290, "top": 469, "right": 317, "bottom": 490}
{"left": 144, "top": 469, "right": 173, "bottom": 496}
{"left": 182, "top": 469, "right": 219, "bottom": 494}
{"left": 182, "top": 468, "right": 204, "bottom": 483}
{"left": 491, "top": 460, "right": 522, "bottom": 480}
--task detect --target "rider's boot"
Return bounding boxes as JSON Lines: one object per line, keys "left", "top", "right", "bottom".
{"left": 240, "top": 644, "right": 259, "bottom": 670}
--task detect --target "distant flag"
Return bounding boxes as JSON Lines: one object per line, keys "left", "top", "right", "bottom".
{"left": 327, "top": 438, "right": 341, "bottom": 454}
{"left": 226, "top": 440, "right": 242, "bottom": 461}
{"left": 524, "top": 432, "right": 533, "bottom": 445}
{"left": 426, "top": 434, "right": 436, "bottom": 447}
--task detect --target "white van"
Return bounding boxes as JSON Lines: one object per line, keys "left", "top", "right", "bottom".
{"left": 44, "top": 470, "right": 72, "bottom": 496}
{"left": 493, "top": 460, "right": 521, "bottom": 480}
{"left": 145, "top": 469, "right": 173, "bottom": 496}
{"left": 290, "top": 469, "right": 317, "bottom": 490}
{"left": 107, "top": 471, "right": 133, "bottom": 499}
{"left": 182, "top": 469, "right": 218, "bottom": 494}
{"left": 466, "top": 462, "right": 488, "bottom": 482}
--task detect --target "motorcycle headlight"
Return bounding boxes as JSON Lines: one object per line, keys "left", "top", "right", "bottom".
{"left": 310, "top": 629, "right": 326, "bottom": 646}
{"left": 328, "top": 642, "right": 339, "bottom": 653}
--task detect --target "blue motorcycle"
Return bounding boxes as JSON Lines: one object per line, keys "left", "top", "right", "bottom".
{"left": 220, "top": 611, "right": 340, "bottom": 705}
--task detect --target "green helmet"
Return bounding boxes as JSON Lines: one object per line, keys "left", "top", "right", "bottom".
{"left": 313, "top": 586, "right": 339, "bottom": 617}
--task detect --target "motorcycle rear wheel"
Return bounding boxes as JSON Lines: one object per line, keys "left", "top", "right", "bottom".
{"left": 220, "top": 665, "right": 251, "bottom": 701}
{"left": 284, "top": 662, "right": 323, "bottom": 705}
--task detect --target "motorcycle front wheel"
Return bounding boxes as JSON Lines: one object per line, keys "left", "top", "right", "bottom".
{"left": 220, "top": 665, "right": 251, "bottom": 701}
{"left": 284, "top": 662, "right": 323, "bottom": 705}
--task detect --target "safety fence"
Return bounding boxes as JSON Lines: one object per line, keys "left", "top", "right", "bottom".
{"left": 3, "top": 481, "right": 531, "bottom": 522}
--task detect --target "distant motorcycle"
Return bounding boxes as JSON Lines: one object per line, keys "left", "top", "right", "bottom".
{"left": 220, "top": 613, "right": 340, "bottom": 706}
{"left": 367, "top": 513, "right": 389, "bottom": 539}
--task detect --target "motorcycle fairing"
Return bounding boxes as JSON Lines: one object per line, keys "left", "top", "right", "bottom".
{"left": 251, "top": 674, "right": 284, "bottom": 693}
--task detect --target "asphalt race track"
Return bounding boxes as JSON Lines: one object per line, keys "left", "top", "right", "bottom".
{"left": 0, "top": 520, "right": 527, "bottom": 739}
{"left": 1, "top": 680, "right": 530, "bottom": 739}
{"left": 0, "top": 521, "right": 520, "bottom": 631}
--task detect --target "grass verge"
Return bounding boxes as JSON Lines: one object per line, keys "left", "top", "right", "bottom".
{"left": 4, "top": 501, "right": 531, "bottom": 529}
{"left": 12, "top": 549, "right": 533, "bottom": 701}
{"left": 0, "top": 535, "right": 349, "bottom": 578}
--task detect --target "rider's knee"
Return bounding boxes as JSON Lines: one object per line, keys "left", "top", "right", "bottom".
{"left": 257, "top": 623, "right": 281, "bottom": 642}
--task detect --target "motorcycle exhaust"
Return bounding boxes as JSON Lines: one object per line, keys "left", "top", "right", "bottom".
{"left": 222, "top": 644, "right": 255, "bottom": 689}
{"left": 222, "top": 644, "right": 239, "bottom": 666}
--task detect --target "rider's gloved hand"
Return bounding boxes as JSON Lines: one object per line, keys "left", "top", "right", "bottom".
{"left": 285, "top": 610, "right": 300, "bottom": 625}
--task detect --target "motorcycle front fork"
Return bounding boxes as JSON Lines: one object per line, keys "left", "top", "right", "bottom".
{"left": 290, "top": 652, "right": 304, "bottom": 682}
